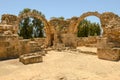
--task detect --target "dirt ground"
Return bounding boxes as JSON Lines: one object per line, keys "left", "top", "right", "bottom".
{"left": 0, "top": 47, "right": 120, "bottom": 80}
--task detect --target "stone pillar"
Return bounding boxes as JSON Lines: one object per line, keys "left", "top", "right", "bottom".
{"left": 61, "top": 33, "right": 77, "bottom": 48}
{"left": 97, "top": 37, "right": 120, "bottom": 61}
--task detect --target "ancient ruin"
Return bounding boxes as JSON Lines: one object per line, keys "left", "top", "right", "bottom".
{"left": 0, "top": 11, "right": 120, "bottom": 62}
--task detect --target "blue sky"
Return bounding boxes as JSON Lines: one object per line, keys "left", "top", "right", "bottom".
{"left": 0, "top": 0, "right": 120, "bottom": 23}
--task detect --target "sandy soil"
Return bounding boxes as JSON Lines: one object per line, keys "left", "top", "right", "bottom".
{"left": 0, "top": 47, "right": 120, "bottom": 80}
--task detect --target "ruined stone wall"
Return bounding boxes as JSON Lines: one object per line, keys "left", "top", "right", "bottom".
{"left": 33, "top": 38, "right": 45, "bottom": 45}
{"left": 101, "top": 12, "right": 120, "bottom": 43}
{"left": 0, "top": 11, "right": 120, "bottom": 61}
{"left": 67, "top": 17, "right": 79, "bottom": 33}
{"left": 60, "top": 33, "right": 77, "bottom": 48}
{"left": 96, "top": 13, "right": 120, "bottom": 61}
{"left": 0, "top": 37, "right": 46, "bottom": 60}
{"left": 1, "top": 14, "right": 17, "bottom": 25}
{"left": 77, "top": 36, "right": 98, "bottom": 47}
{"left": 100, "top": 12, "right": 119, "bottom": 34}
{"left": 0, "top": 14, "right": 18, "bottom": 34}
{"left": 0, "top": 35, "right": 20, "bottom": 60}
{"left": 49, "top": 18, "right": 70, "bottom": 33}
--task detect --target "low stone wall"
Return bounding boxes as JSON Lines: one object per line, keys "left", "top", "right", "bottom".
{"left": 54, "top": 34, "right": 98, "bottom": 48}
{"left": 0, "top": 37, "right": 46, "bottom": 60}
{"left": 33, "top": 38, "right": 45, "bottom": 45}
{"left": 77, "top": 36, "right": 98, "bottom": 47}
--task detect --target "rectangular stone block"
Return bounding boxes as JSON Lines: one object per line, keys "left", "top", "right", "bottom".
{"left": 97, "top": 48, "right": 120, "bottom": 61}
{"left": 19, "top": 53, "right": 43, "bottom": 65}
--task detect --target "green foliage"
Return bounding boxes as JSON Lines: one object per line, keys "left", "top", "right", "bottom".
{"left": 32, "top": 17, "right": 44, "bottom": 38}
{"left": 19, "top": 8, "right": 31, "bottom": 16}
{"left": 50, "top": 16, "right": 64, "bottom": 20}
{"left": 58, "top": 16, "right": 64, "bottom": 20}
{"left": 19, "top": 18, "right": 33, "bottom": 39}
{"left": 77, "top": 19, "right": 101, "bottom": 37}
{"left": 18, "top": 8, "right": 45, "bottom": 39}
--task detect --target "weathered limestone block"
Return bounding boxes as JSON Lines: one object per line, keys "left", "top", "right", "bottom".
{"left": 19, "top": 53, "right": 43, "bottom": 65}
{"left": 97, "top": 48, "right": 120, "bottom": 61}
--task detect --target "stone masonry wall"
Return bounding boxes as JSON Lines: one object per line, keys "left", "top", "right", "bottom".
{"left": 0, "top": 36, "right": 46, "bottom": 60}
{"left": 77, "top": 36, "right": 98, "bottom": 47}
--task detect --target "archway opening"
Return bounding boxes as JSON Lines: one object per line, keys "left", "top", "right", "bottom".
{"left": 18, "top": 17, "right": 46, "bottom": 39}
{"left": 77, "top": 16, "right": 103, "bottom": 37}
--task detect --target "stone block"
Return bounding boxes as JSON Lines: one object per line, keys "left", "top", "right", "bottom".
{"left": 19, "top": 53, "right": 43, "bottom": 65}
{"left": 97, "top": 48, "right": 120, "bottom": 61}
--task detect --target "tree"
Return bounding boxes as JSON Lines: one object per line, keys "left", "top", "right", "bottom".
{"left": 32, "top": 18, "right": 44, "bottom": 38}
{"left": 18, "top": 8, "right": 45, "bottom": 39}
{"left": 19, "top": 8, "right": 31, "bottom": 16}
{"left": 77, "top": 19, "right": 101, "bottom": 37}
{"left": 19, "top": 17, "right": 33, "bottom": 39}
{"left": 58, "top": 16, "right": 64, "bottom": 20}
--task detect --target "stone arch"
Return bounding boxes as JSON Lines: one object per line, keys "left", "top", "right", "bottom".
{"left": 17, "top": 12, "right": 55, "bottom": 46}
{"left": 69, "top": 12, "right": 102, "bottom": 34}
